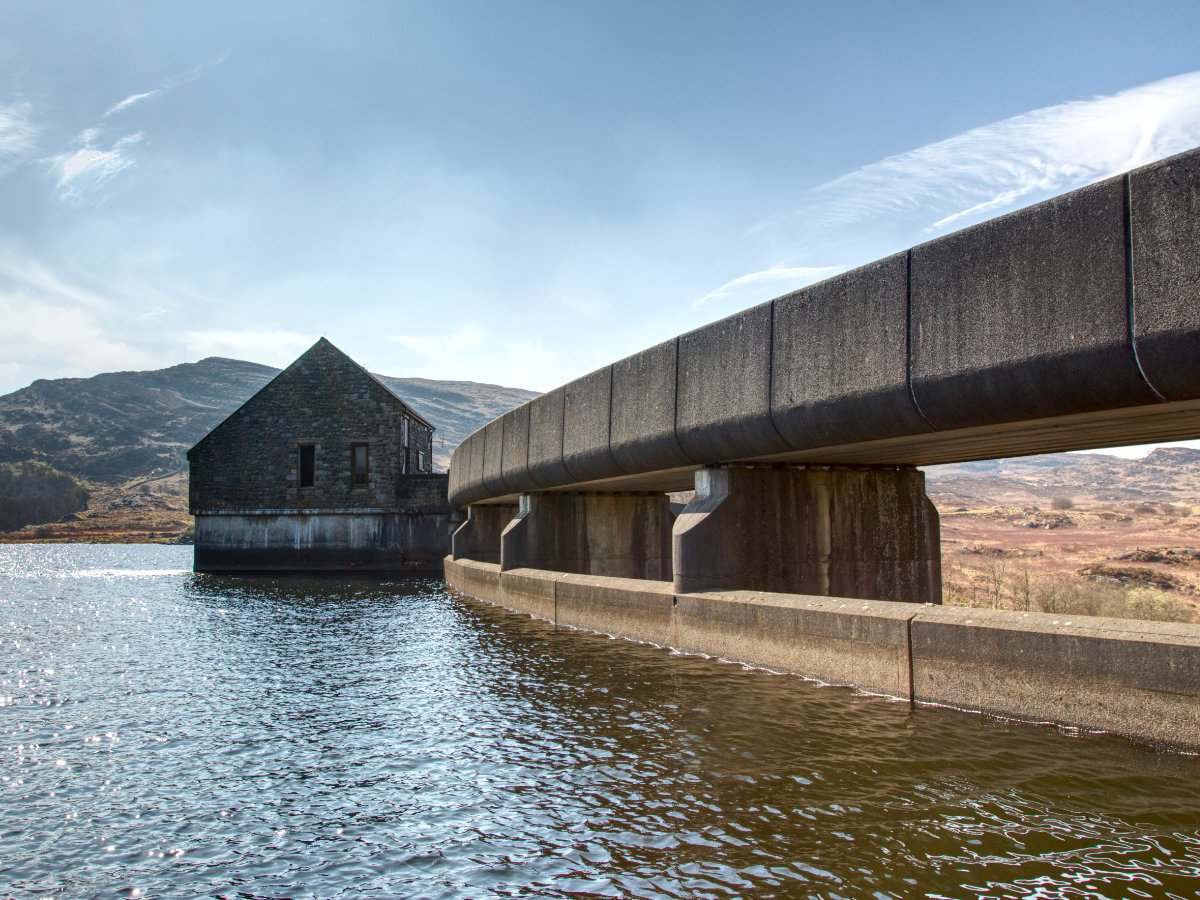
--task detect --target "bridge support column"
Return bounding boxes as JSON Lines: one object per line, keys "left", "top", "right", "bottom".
{"left": 673, "top": 466, "right": 941, "bottom": 603}
{"left": 451, "top": 504, "right": 518, "bottom": 564}
{"left": 501, "top": 492, "right": 674, "bottom": 580}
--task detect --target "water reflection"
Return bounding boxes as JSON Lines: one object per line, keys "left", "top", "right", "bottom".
{"left": 1, "top": 544, "right": 1197, "bottom": 898}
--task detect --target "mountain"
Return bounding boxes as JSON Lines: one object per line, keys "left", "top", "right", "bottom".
{"left": 0, "top": 358, "right": 538, "bottom": 483}
{"left": 925, "top": 448, "right": 1200, "bottom": 507}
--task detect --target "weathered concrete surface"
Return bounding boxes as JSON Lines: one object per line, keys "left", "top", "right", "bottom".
{"left": 772, "top": 253, "right": 930, "bottom": 449}
{"left": 910, "top": 175, "right": 1159, "bottom": 429}
{"left": 480, "top": 418, "right": 508, "bottom": 496}
{"left": 501, "top": 492, "right": 674, "bottom": 580}
{"left": 911, "top": 606, "right": 1200, "bottom": 750}
{"left": 195, "top": 509, "right": 452, "bottom": 573}
{"left": 1130, "top": 149, "right": 1200, "bottom": 401}
{"left": 527, "top": 387, "right": 572, "bottom": 490}
{"left": 444, "top": 556, "right": 501, "bottom": 600}
{"left": 444, "top": 559, "right": 1200, "bottom": 750}
{"left": 675, "top": 303, "right": 789, "bottom": 462}
{"left": 465, "top": 427, "right": 486, "bottom": 500}
{"left": 675, "top": 591, "right": 914, "bottom": 698}
{"left": 610, "top": 339, "right": 692, "bottom": 473}
{"left": 563, "top": 367, "right": 621, "bottom": 482}
{"left": 498, "top": 567, "right": 560, "bottom": 622}
{"left": 556, "top": 573, "right": 676, "bottom": 646}
{"left": 673, "top": 466, "right": 940, "bottom": 602}
{"left": 451, "top": 503, "right": 517, "bottom": 564}
{"left": 500, "top": 402, "right": 532, "bottom": 494}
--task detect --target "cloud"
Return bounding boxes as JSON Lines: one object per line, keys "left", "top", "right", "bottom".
{"left": 182, "top": 329, "right": 313, "bottom": 366}
{"left": 693, "top": 265, "right": 845, "bottom": 310}
{"left": 0, "top": 254, "right": 114, "bottom": 311}
{"left": 104, "top": 90, "right": 161, "bottom": 118}
{"left": 43, "top": 51, "right": 232, "bottom": 201}
{"left": 393, "top": 324, "right": 487, "bottom": 356}
{"left": 764, "top": 70, "right": 1200, "bottom": 242}
{"left": 0, "top": 253, "right": 155, "bottom": 393}
{"left": 46, "top": 129, "right": 144, "bottom": 200}
{"left": 103, "top": 51, "right": 231, "bottom": 118}
{"left": 0, "top": 101, "right": 38, "bottom": 169}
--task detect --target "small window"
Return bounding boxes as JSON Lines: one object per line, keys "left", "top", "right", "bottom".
{"left": 351, "top": 443, "right": 369, "bottom": 487}
{"left": 298, "top": 445, "right": 315, "bottom": 488}
{"left": 402, "top": 418, "right": 409, "bottom": 448}
{"left": 418, "top": 450, "right": 427, "bottom": 473}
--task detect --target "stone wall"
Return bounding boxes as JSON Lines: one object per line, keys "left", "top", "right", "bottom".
{"left": 189, "top": 338, "right": 434, "bottom": 514}
{"left": 193, "top": 506, "right": 454, "bottom": 573}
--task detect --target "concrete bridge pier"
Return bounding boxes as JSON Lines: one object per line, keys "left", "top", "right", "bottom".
{"left": 451, "top": 504, "right": 518, "bottom": 564}
{"left": 501, "top": 492, "right": 675, "bottom": 579}
{"left": 673, "top": 465, "right": 941, "bottom": 603}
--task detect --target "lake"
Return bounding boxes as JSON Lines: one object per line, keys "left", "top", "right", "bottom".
{"left": 2, "top": 544, "right": 1198, "bottom": 898}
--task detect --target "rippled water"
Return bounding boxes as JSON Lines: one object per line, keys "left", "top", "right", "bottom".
{"left": 2, "top": 544, "right": 1199, "bottom": 899}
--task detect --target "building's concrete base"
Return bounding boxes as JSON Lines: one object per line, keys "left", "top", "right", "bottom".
{"left": 501, "top": 492, "right": 674, "bottom": 580}
{"left": 446, "top": 557, "right": 1200, "bottom": 752}
{"left": 451, "top": 504, "right": 518, "bottom": 564}
{"left": 673, "top": 465, "right": 941, "bottom": 602}
{"left": 194, "top": 511, "right": 453, "bottom": 573}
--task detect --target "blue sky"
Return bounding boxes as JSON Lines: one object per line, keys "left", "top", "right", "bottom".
{"left": 2, "top": 2, "right": 1200, "bottom": 454}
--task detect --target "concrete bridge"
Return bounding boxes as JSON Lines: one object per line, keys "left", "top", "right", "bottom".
{"left": 449, "top": 147, "right": 1200, "bottom": 605}
{"left": 444, "top": 148, "right": 1200, "bottom": 750}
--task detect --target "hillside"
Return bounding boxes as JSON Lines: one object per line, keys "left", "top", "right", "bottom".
{"left": 0, "top": 358, "right": 538, "bottom": 482}
{"left": 0, "top": 461, "right": 89, "bottom": 531}
{"left": 925, "top": 448, "right": 1200, "bottom": 623}
{"left": 926, "top": 447, "right": 1200, "bottom": 507}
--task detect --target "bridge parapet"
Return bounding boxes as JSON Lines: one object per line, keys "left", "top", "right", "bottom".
{"left": 449, "top": 147, "right": 1200, "bottom": 510}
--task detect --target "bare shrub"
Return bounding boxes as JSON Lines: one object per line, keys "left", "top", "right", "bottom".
{"left": 1050, "top": 496, "right": 1075, "bottom": 510}
{"left": 1033, "top": 576, "right": 1126, "bottom": 617}
{"left": 1124, "top": 587, "right": 1194, "bottom": 623}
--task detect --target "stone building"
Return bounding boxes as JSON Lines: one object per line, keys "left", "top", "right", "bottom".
{"left": 188, "top": 337, "right": 454, "bottom": 572}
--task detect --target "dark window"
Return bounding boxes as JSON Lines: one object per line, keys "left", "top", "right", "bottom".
{"left": 298, "top": 445, "right": 315, "bottom": 488}
{"left": 351, "top": 443, "right": 369, "bottom": 486}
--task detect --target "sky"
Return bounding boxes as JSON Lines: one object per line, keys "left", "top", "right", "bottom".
{"left": 2, "top": 1, "right": 1200, "bottom": 457}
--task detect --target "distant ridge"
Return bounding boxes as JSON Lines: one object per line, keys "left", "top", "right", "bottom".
{"left": 0, "top": 357, "right": 538, "bottom": 483}
{"left": 926, "top": 447, "right": 1200, "bottom": 505}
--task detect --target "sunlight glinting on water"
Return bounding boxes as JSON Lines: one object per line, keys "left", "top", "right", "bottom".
{"left": 1, "top": 543, "right": 1198, "bottom": 899}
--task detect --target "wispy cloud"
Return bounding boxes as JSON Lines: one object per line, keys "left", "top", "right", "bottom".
{"left": 764, "top": 70, "right": 1200, "bottom": 242}
{"left": 0, "top": 253, "right": 114, "bottom": 311}
{"left": 0, "top": 101, "right": 38, "bottom": 169}
{"left": 182, "top": 329, "right": 313, "bottom": 366}
{"left": 103, "top": 51, "right": 230, "bottom": 118}
{"left": 43, "top": 51, "right": 231, "bottom": 202}
{"left": 46, "top": 129, "right": 144, "bottom": 200}
{"left": 693, "top": 265, "right": 845, "bottom": 310}
{"left": 393, "top": 324, "right": 487, "bottom": 356}
{"left": 104, "top": 90, "right": 161, "bottom": 118}
{"left": 0, "top": 252, "right": 155, "bottom": 393}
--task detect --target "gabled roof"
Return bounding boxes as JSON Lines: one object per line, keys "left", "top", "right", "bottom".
{"left": 188, "top": 337, "right": 433, "bottom": 456}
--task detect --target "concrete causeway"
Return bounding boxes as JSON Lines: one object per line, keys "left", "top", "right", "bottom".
{"left": 445, "top": 147, "right": 1200, "bottom": 749}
